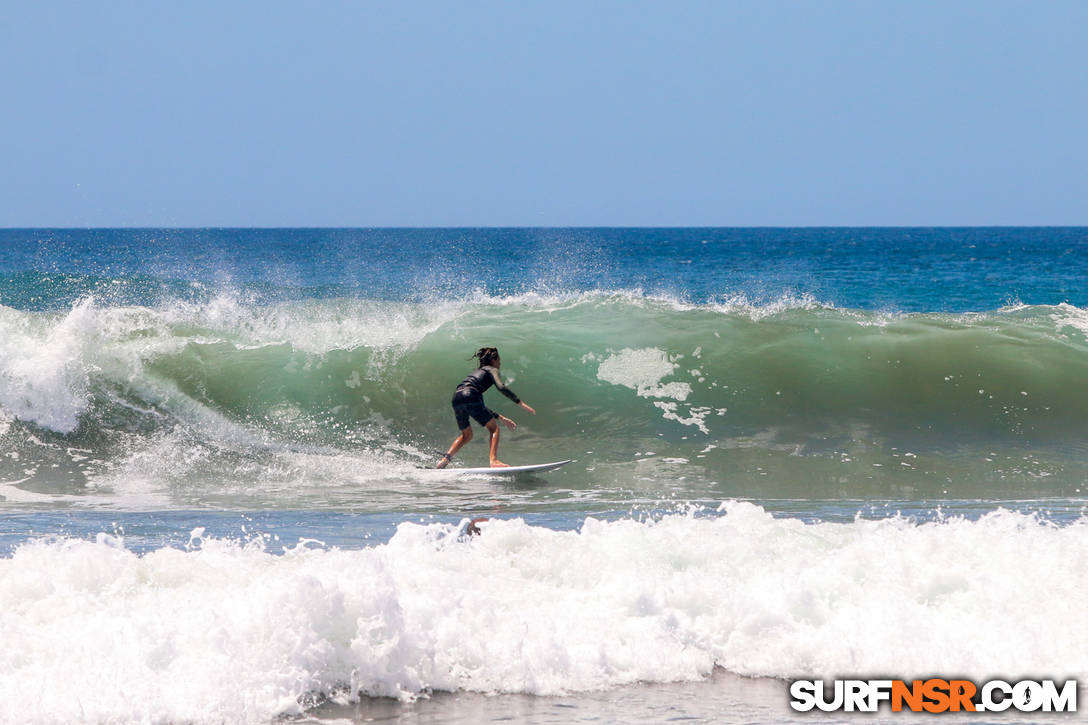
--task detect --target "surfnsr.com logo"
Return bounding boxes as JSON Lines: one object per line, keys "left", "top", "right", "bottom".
{"left": 789, "top": 679, "right": 1078, "bottom": 713}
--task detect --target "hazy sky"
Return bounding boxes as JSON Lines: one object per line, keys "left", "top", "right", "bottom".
{"left": 1, "top": 1, "right": 1085, "bottom": 227}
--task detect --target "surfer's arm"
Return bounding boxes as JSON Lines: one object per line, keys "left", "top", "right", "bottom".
{"left": 485, "top": 366, "right": 522, "bottom": 404}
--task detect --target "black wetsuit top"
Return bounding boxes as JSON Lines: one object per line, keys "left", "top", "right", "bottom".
{"left": 450, "top": 366, "right": 520, "bottom": 430}
{"left": 455, "top": 366, "right": 521, "bottom": 404}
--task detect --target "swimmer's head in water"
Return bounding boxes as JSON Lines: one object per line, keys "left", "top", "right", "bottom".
{"left": 472, "top": 347, "right": 500, "bottom": 367}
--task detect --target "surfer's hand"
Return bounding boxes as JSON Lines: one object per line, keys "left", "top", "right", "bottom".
{"left": 500, "top": 415, "right": 517, "bottom": 430}
{"left": 520, "top": 402, "right": 536, "bottom": 415}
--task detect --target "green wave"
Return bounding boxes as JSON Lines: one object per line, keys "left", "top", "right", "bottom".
{"left": 149, "top": 297, "right": 1088, "bottom": 440}
{"left": 4, "top": 293, "right": 1088, "bottom": 498}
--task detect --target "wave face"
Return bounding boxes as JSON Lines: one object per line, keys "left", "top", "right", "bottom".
{"left": 3, "top": 292, "right": 1088, "bottom": 506}
{"left": 1, "top": 505, "right": 1085, "bottom": 723}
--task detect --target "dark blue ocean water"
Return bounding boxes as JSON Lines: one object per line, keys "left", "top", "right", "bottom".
{"left": 3, "top": 227, "right": 1086, "bottom": 311}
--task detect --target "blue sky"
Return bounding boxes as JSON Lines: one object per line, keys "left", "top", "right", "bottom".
{"left": 1, "top": 1, "right": 1085, "bottom": 226}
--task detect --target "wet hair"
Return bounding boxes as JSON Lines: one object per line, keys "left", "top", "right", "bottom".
{"left": 471, "top": 347, "right": 500, "bottom": 367}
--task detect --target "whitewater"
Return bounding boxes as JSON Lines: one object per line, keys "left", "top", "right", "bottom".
{"left": 1, "top": 227, "right": 1087, "bottom": 724}
{"left": 2, "top": 505, "right": 1086, "bottom": 723}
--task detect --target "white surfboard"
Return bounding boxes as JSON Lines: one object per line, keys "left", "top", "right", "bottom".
{"left": 438, "top": 459, "right": 573, "bottom": 476}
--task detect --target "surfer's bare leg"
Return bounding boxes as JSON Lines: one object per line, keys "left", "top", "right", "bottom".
{"left": 487, "top": 415, "right": 517, "bottom": 467}
{"left": 436, "top": 427, "right": 472, "bottom": 469}
{"left": 486, "top": 418, "right": 509, "bottom": 467}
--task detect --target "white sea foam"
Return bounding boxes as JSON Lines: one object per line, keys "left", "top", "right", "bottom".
{"left": 596, "top": 347, "right": 690, "bottom": 401}
{"left": 1050, "top": 302, "right": 1088, "bottom": 340}
{"left": 596, "top": 347, "right": 714, "bottom": 432}
{"left": 1, "top": 504, "right": 1085, "bottom": 724}
{"left": 0, "top": 299, "right": 102, "bottom": 433}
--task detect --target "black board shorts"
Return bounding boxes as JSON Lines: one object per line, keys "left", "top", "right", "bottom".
{"left": 451, "top": 391, "right": 497, "bottom": 430}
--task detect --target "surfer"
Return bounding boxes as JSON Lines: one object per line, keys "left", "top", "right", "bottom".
{"left": 436, "top": 347, "right": 536, "bottom": 468}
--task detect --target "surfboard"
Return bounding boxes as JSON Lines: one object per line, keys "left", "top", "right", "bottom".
{"left": 438, "top": 459, "right": 573, "bottom": 476}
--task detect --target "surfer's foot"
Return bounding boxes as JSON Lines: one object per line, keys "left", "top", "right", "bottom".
{"left": 489, "top": 460, "right": 509, "bottom": 468}
{"left": 436, "top": 453, "right": 452, "bottom": 469}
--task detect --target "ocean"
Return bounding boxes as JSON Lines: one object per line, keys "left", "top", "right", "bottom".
{"left": 1, "top": 227, "right": 1086, "bottom": 723}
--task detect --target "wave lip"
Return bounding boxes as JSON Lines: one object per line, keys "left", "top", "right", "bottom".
{"left": 1, "top": 505, "right": 1086, "bottom": 723}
